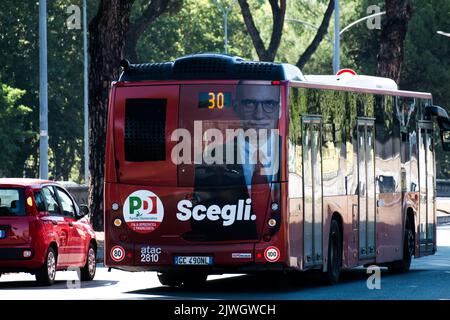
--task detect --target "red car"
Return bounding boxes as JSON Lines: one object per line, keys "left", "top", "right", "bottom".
{"left": 0, "top": 179, "right": 97, "bottom": 285}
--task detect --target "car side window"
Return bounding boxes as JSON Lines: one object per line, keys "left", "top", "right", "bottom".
{"left": 56, "top": 187, "right": 76, "bottom": 217}
{"left": 34, "top": 191, "right": 47, "bottom": 212}
{"left": 42, "top": 187, "right": 61, "bottom": 215}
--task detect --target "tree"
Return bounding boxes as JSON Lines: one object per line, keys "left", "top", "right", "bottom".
{"left": 0, "top": 0, "right": 88, "bottom": 180}
{"left": 0, "top": 84, "right": 33, "bottom": 176}
{"left": 296, "top": 0, "right": 334, "bottom": 69}
{"left": 237, "top": 0, "right": 286, "bottom": 62}
{"left": 124, "top": 0, "right": 183, "bottom": 62}
{"left": 376, "top": 0, "right": 413, "bottom": 83}
{"left": 135, "top": 0, "right": 254, "bottom": 62}
{"left": 88, "top": 0, "right": 135, "bottom": 230}
{"left": 88, "top": 0, "right": 174, "bottom": 230}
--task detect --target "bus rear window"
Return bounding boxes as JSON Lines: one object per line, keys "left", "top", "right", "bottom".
{"left": 125, "top": 99, "right": 167, "bottom": 162}
{"left": 178, "top": 84, "right": 282, "bottom": 187}
{"left": 0, "top": 188, "right": 25, "bottom": 216}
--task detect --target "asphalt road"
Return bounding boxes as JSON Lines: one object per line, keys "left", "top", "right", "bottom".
{"left": 2, "top": 225, "right": 450, "bottom": 300}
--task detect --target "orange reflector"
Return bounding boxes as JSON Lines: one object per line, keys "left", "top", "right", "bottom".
{"left": 114, "top": 218, "right": 122, "bottom": 227}
{"left": 26, "top": 197, "right": 33, "bottom": 207}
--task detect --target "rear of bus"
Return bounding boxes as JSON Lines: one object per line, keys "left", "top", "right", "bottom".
{"left": 104, "top": 54, "right": 302, "bottom": 280}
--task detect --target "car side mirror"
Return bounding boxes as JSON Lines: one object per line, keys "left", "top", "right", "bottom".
{"left": 441, "top": 130, "right": 450, "bottom": 151}
{"left": 79, "top": 204, "right": 90, "bottom": 217}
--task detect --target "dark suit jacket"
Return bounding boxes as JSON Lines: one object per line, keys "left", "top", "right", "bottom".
{"left": 182, "top": 136, "right": 281, "bottom": 242}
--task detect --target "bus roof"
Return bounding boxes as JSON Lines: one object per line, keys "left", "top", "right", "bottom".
{"left": 117, "top": 53, "right": 432, "bottom": 99}
{"left": 119, "top": 53, "right": 305, "bottom": 82}
{"left": 304, "top": 74, "right": 398, "bottom": 90}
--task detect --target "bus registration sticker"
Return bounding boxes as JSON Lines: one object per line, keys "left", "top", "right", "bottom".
{"left": 123, "top": 190, "right": 164, "bottom": 234}
{"left": 264, "top": 246, "right": 280, "bottom": 262}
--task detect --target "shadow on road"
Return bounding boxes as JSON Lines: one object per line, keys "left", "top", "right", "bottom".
{"left": 0, "top": 279, "right": 118, "bottom": 290}
{"left": 126, "top": 268, "right": 427, "bottom": 299}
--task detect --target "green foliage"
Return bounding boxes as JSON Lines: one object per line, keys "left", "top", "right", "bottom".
{"left": 401, "top": 0, "right": 450, "bottom": 178}
{"left": 0, "top": 84, "right": 33, "bottom": 176}
{"left": 133, "top": 0, "right": 254, "bottom": 62}
{"left": 0, "top": 0, "right": 86, "bottom": 181}
{"left": 1, "top": 0, "right": 450, "bottom": 179}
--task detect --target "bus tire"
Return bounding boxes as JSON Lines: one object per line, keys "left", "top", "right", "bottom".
{"left": 388, "top": 217, "right": 414, "bottom": 273}
{"left": 322, "top": 219, "right": 342, "bottom": 285}
{"left": 157, "top": 272, "right": 183, "bottom": 287}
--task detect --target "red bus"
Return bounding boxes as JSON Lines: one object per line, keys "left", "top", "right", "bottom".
{"left": 104, "top": 53, "right": 450, "bottom": 286}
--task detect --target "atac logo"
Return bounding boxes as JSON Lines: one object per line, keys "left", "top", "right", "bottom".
{"left": 123, "top": 190, "right": 164, "bottom": 234}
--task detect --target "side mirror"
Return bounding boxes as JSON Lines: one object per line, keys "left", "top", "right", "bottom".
{"left": 441, "top": 131, "right": 450, "bottom": 151}
{"left": 79, "top": 204, "right": 90, "bottom": 217}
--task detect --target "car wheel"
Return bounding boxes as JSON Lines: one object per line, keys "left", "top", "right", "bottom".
{"left": 388, "top": 217, "right": 414, "bottom": 273}
{"left": 322, "top": 219, "right": 342, "bottom": 285}
{"left": 80, "top": 244, "right": 96, "bottom": 281}
{"left": 36, "top": 247, "right": 57, "bottom": 286}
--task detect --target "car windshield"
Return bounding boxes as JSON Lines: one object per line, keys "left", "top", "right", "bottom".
{"left": 0, "top": 188, "right": 26, "bottom": 216}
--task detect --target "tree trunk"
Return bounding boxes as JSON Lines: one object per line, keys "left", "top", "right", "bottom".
{"left": 124, "top": 0, "right": 170, "bottom": 62}
{"left": 88, "top": 0, "right": 135, "bottom": 231}
{"left": 376, "top": 0, "right": 412, "bottom": 84}
{"left": 238, "top": 0, "right": 286, "bottom": 62}
{"left": 296, "top": 0, "right": 334, "bottom": 70}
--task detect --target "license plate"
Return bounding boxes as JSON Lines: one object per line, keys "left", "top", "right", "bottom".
{"left": 174, "top": 256, "right": 213, "bottom": 265}
{"left": 0, "top": 229, "right": 5, "bottom": 239}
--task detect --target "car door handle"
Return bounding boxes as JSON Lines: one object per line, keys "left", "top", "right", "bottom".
{"left": 69, "top": 222, "right": 73, "bottom": 227}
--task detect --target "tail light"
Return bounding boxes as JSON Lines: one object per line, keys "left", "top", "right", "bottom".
{"left": 25, "top": 188, "right": 36, "bottom": 216}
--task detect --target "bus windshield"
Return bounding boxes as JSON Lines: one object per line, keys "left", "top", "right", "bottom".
{"left": 176, "top": 84, "right": 282, "bottom": 187}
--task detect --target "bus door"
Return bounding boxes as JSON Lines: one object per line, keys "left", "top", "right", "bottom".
{"left": 357, "top": 118, "right": 376, "bottom": 260}
{"left": 302, "top": 116, "right": 323, "bottom": 267}
{"left": 418, "top": 121, "right": 435, "bottom": 254}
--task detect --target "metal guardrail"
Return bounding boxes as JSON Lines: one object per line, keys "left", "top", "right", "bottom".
{"left": 437, "top": 179, "right": 450, "bottom": 197}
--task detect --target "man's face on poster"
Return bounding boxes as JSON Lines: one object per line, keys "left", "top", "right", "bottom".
{"left": 234, "top": 85, "right": 280, "bottom": 130}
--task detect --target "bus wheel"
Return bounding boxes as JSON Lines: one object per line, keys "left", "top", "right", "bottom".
{"left": 157, "top": 272, "right": 183, "bottom": 287}
{"left": 322, "top": 219, "right": 342, "bottom": 285}
{"left": 388, "top": 218, "right": 414, "bottom": 273}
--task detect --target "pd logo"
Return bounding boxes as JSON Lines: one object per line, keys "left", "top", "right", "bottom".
{"left": 123, "top": 190, "right": 164, "bottom": 234}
